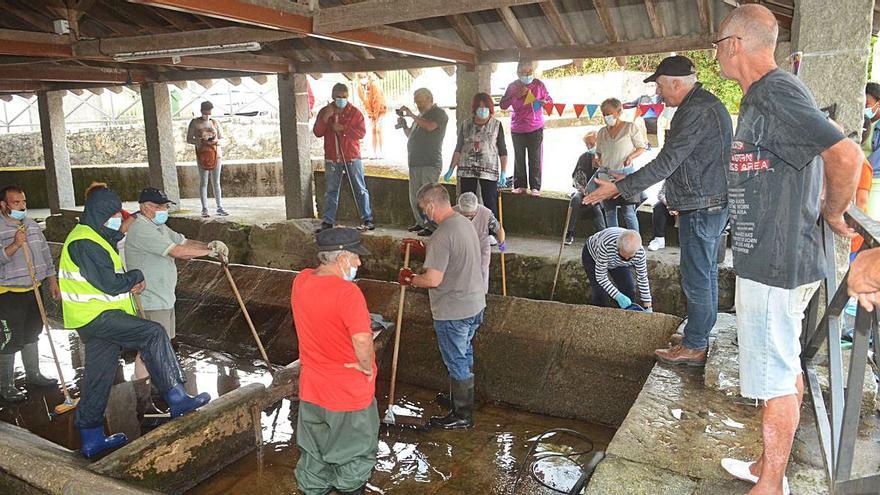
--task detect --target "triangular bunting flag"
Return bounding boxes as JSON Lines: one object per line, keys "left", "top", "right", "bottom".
{"left": 523, "top": 89, "right": 536, "bottom": 105}
{"left": 543, "top": 102, "right": 554, "bottom": 116}
{"left": 586, "top": 104, "right": 599, "bottom": 118}
{"left": 651, "top": 103, "right": 665, "bottom": 116}
{"left": 573, "top": 104, "right": 586, "bottom": 118}
{"left": 554, "top": 103, "right": 566, "bottom": 116}
{"left": 532, "top": 100, "right": 542, "bottom": 113}
{"left": 637, "top": 104, "right": 651, "bottom": 117}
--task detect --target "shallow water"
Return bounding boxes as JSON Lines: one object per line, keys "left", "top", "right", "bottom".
{"left": 0, "top": 333, "right": 615, "bottom": 494}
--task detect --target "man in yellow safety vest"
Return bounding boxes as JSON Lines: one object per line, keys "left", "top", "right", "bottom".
{"left": 58, "top": 187, "right": 211, "bottom": 458}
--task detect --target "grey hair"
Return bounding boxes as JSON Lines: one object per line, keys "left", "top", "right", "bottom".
{"left": 457, "top": 192, "right": 479, "bottom": 213}
{"left": 517, "top": 59, "right": 537, "bottom": 71}
{"left": 617, "top": 230, "right": 642, "bottom": 256}
{"left": 414, "top": 87, "right": 433, "bottom": 101}
{"left": 666, "top": 73, "right": 698, "bottom": 87}
{"left": 317, "top": 250, "right": 345, "bottom": 265}
{"left": 722, "top": 4, "right": 778, "bottom": 51}
{"left": 601, "top": 97, "right": 622, "bottom": 113}
{"left": 416, "top": 182, "right": 450, "bottom": 206}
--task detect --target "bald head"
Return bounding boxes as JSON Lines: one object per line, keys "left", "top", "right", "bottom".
{"left": 720, "top": 4, "right": 778, "bottom": 52}
{"left": 617, "top": 230, "right": 642, "bottom": 259}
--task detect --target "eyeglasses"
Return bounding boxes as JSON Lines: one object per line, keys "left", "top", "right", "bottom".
{"left": 711, "top": 35, "right": 742, "bottom": 48}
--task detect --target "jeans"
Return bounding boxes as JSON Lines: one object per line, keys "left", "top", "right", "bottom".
{"left": 511, "top": 128, "right": 543, "bottom": 190}
{"left": 582, "top": 246, "right": 636, "bottom": 308}
{"left": 199, "top": 159, "right": 223, "bottom": 210}
{"left": 679, "top": 206, "right": 729, "bottom": 350}
{"left": 408, "top": 166, "right": 440, "bottom": 228}
{"left": 567, "top": 192, "right": 606, "bottom": 237}
{"left": 324, "top": 160, "right": 373, "bottom": 224}
{"left": 652, "top": 201, "right": 675, "bottom": 239}
{"left": 459, "top": 177, "right": 499, "bottom": 218}
{"left": 602, "top": 197, "right": 639, "bottom": 232}
{"left": 433, "top": 309, "right": 484, "bottom": 381}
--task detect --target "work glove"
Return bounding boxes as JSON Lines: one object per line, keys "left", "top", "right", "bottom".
{"left": 613, "top": 293, "right": 632, "bottom": 309}
{"left": 498, "top": 241, "right": 507, "bottom": 252}
{"left": 208, "top": 240, "right": 229, "bottom": 261}
{"left": 398, "top": 268, "right": 415, "bottom": 287}
{"left": 499, "top": 170, "right": 508, "bottom": 188}
{"left": 443, "top": 169, "right": 455, "bottom": 182}
{"left": 400, "top": 238, "right": 427, "bottom": 258}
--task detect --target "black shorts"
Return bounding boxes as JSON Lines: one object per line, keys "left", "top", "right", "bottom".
{"left": 0, "top": 290, "right": 42, "bottom": 354}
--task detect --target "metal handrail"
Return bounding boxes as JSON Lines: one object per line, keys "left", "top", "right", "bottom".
{"left": 801, "top": 207, "right": 880, "bottom": 494}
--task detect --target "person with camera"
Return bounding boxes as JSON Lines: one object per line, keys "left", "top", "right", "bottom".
{"left": 398, "top": 88, "right": 449, "bottom": 237}
{"left": 186, "top": 101, "right": 228, "bottom": 218}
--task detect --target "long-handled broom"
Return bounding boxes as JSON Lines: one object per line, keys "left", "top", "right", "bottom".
{"left": 20, "top": 229, "right": 78, "bottom": 415}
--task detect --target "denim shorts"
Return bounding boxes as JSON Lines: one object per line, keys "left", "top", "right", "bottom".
{"left": 735, "top": 277, "right": 820, "bottom": 400}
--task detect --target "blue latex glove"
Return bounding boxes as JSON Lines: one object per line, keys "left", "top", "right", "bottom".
{"left": 498, "top": 241, "right": 506, "bottom": 252}
{"left": 614, "top": 293, "right": 632, "bottom": 309}
{"left": 499, "top": 170, "right": 507, "bottom": 187}
{"left": 443, "top": 169, "right": 455, "bottom": 182}
{"left": 645, "top": 307, "right": 653, "bottom": 314}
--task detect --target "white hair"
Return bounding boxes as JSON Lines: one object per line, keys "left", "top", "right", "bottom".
{"left": 317, "top": 250, "right": 345, "bottom": 265}
{"left": 667, "top": 73, "right": 698, "bottom": 87}
{"left": 518, "top": 59, "right": 537, "bottom": 71}
{"left": 617, "top": 230, "right": 642, "bottom": 256}
{"left": 457, "top": 192, "right": 479, "bottom": 213}
{"left": 413, "top": 87, "right": 433, "bottom": 101}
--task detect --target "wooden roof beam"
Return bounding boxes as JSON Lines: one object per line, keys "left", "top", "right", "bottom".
{"left": 312, "top": 0, "right": 543, "bottom": 34}
{"left": 73, "top": 27, "right": 303, "bottom": 57}
{"left": 479, "top": 33, "right": 713, "bottom": 63}
{"left": 497, "top": 6, "right": 532, "bottom": 49}
{"left": 0, "top": 65, "right": 150, "bottom": 84}
{"left": 295, "top": 56, "right": 453, "bottom": 73}
{"left": 540, "top": 1, "right": 575, "bottom": 45}
{"left": 643, "top": 0, "right": 667, "bottom": 38}
{"left": 319, "top": 26, "right": 476, "bottom": 64}
{"left": 593, "top": 0, "right": 626, "bottom": 66}
{"left": 697, "top": 0, "right": 713, "bottom": 34}
{"left": 447, "top": 14, "right": 483, "bottom": 50}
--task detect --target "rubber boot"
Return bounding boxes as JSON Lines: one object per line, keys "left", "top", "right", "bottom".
{"left": 0, "top": 354, "right": 25, "bottom": 402}
{"left": 78, "top": 425, "right": 128, "bottom": 458}
{"left": 430, "top": 377, "right": 474, "bottom": 429}
{"left": 21, "top": 343, "right": 57, "bottom": 387}
{"left": 164, "top": 383, "right": 211, "bottom": 418}
{"left": 435, "top": 379, "right": 452, "bottom": 409}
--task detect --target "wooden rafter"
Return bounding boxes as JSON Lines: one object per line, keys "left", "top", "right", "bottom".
{"left": 697, "top": 0, "right": 713, "bottom": 34}
{"left": 447, "top": 14, "right": 483, "bottom": 50}
{"left": 592, "top": 0, "right": 626, "bottom": 66}
{"left": 479, "top": 33, "right": 713, "bottom": 63}
{"left": 643, "top": 0, "right": 666, "bottom": 38}
{"left": 312, "top": 0, "right": 543, "bottom": 34}
{"left": 73, "top": 27, "right": 301, "bottom": 56}
{"left": 540, "top": 1, "right": 575, "bottom": 45}
{"left": 294, "top": 56, "right": 451, "bottom": 73}
{"left": 0, "top": 65, "right": 150, "bottom": 83}
{"left": 497, "top": 6, "right": 531, "bottom": 49}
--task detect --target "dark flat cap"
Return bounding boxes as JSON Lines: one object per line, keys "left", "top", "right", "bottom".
{"left": 316, "top": 227, "right": 370, "bottom": 256}
{"left": 644, "top": 55, "right": 696, "bottom": 83}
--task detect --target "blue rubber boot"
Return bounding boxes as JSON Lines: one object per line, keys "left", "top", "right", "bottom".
{"left": 165, "top": 384, "right": 211, "bottom": 418}
{"left": 79, "top": 426, "right": 127, "bottom": 458}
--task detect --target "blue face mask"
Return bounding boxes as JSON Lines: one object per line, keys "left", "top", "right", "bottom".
{"left": 866, "top": 106, "right": 876, "bottom": 119}
{"left": 153, "top": 210, "right": 169, "bottom": 225}
{"left": 475, "top": 107, "right": 490, "bottom": 120}
{"left": 9, "top": 209, "right": 26, "bottom": 221}
{"left": 105, "top": 217, "right": 122, "bottom": 231}
{"left": 335, "top": 98, "right": 348, "bottom": 109}
{"left": 519, "top": 75, "right": 534, "bottom": 85}
{"left": 343, "top": 259, "right": 358, "bottom": 281}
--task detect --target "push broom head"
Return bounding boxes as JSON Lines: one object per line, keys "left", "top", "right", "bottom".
{"left": 53, "top": 397, "right": 79, "bottom": 416}
{"left": 381, "top": 407, "right": 430, "bottom": 431}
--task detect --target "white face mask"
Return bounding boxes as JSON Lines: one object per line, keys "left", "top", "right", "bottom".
{"left": 604, "top": 115, "right": 617, "bottom": 126}
{"left": 342, "top": 258, "right": 358, "bottom": 281}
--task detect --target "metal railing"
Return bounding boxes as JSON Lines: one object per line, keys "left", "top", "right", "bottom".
{"left": 801, "top": 207, "right": 880, "bottom": 494}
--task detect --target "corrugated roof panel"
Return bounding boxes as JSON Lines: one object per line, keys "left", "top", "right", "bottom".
{"left": 557, "top": 0, "right": 608, "bottom": 45}
{"left": 511, "top": 3, "right": 561, "bottom": 47}
{"left": 615, "top": 0, "right": 656, "bottom": 42}
{"left": 468, "top": 10, "right": 520, "bottom": 52}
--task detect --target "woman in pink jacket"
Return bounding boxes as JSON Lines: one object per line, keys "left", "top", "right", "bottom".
{"left": 499, "top": 60, "right": 552, "bottom": 196}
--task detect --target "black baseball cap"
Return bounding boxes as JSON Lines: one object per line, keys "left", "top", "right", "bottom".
{"left": 138, "top": 187, "right": 175, "bottom": 205}
{"left": 316, "top": 227, "right": 371, "bottom": 256}
{"left": 643, "top": 56, "right": 696, "bottom": 83}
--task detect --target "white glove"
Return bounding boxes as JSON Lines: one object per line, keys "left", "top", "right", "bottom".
{"left": 208, "top": 240, "right": 229, "bottom": 261}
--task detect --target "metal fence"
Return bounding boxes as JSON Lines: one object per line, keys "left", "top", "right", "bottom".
{"left": 801, "top": 207, "right": 880, "bottom": 494}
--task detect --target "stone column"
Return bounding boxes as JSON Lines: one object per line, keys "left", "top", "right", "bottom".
{"left": 278, "top": 72, "right": 314, "bottom": 220}
{"left": 791, "top": 0, "right": 874, "bottom": 136}
{"left": 455, "top": 63, "right": 492, "bottom": 127}
{"left": 141, "top": 82, "right": 180, "bottom": 207}
{"left": 37, "top": 91, "right": 75, "bottom": 213}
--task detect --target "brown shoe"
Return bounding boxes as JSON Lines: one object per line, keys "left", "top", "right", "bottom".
{"left": 655, "top": 344, "right": 707, "bottom": 366}
{"left": 669, "top": 334, "right": 683, "bottom": 346}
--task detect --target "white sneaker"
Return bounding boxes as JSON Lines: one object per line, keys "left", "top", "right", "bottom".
{"left": 721, "top": 458, "right": 790, "bottom": 495}
{"left": 648, "top": 237, "right": 665, "bottom": 251}
{"left": 488, "top": 235, "right": 498, "bottom": 246}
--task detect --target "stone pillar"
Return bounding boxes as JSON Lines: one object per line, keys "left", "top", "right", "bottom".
{"left": 791, "top": 0, "right": 874, "bottom": 136}
{"left": 278, "top": 72, "right": 314, "bottom": 220}
{"left": 455, "top": 63, "right": 492, "bottom": 126}
{"left": 37, "top": 91, "right": 75, "bottom": 213}
{"left": 141, "top": 83, "right": 180, "bottom": 207}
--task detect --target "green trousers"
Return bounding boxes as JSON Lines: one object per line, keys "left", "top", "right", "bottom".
{"left": 295, "top": 399, "right": 379, "bottom": 495}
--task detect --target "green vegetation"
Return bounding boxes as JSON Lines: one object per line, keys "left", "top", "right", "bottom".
{"left": 544, "top": 50, "right": 744, "bottom": 114}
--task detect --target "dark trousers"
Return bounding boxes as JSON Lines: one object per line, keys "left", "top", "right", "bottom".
{"left": 582, "top": 245, "right": 636, "bottom": 308}
{"left": 460, "top": 177, "right": 499, "bottom": 218}
{"left": 567, "top": 192, "right": 606, "bottom": 237}
{"left": 511, "top": 128, "right": 543, "bottom": 191}
{"left": 74, "top": 310, "right": 183, "bottom": 429}
{"left": 652, "top": 201, "right": 675, "bottom": 238}
{"left": 0, "top": 291, "right": 42, "bottom": 354}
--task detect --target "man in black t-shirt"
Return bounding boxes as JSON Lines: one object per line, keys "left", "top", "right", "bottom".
{"left": 400, "top": 88, "right": 449, "bottom": 236}
{"left": 715, "top": 6, "right": 862, "bottom": 494}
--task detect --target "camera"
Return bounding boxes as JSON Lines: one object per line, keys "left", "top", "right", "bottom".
{"left": 395, "top": 108, "right": 405, "bottom": 117}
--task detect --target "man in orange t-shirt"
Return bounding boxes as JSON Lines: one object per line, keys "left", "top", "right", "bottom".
{"left": 291, "top": 227, "right": 377, "bottom": 495}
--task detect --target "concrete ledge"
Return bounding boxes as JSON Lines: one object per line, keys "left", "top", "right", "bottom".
{"left": 90, "top": 383, "right": 266, "bottom": 494}
{"left": 0, "top": 422, "right": 158, "bottom": 495}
